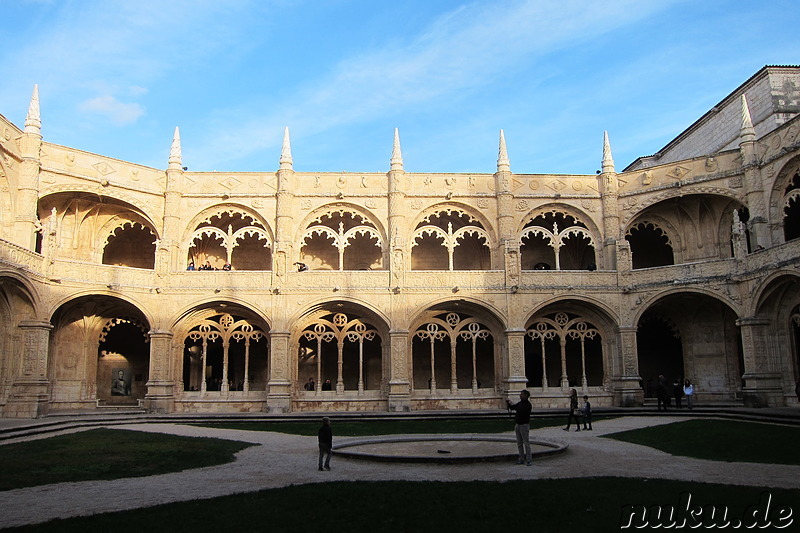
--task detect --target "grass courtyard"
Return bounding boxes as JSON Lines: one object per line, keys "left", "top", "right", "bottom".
{"left": 1, "top": 417, "right": 799, "bottom": 532}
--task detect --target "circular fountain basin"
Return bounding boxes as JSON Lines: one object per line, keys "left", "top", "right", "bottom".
{"left": 333, "top": 435, "right": 567, "bottom": 463}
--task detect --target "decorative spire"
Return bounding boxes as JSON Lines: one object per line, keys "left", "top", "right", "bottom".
{"left": 740, "top": 94, "right": 755, "bottom": 142}
{"left": 602, "top": 131, "right": 615, "bottom": 173}
{"left": 390, "top": 128, "right": 403, "bottom": 171}
{"left": 280, "top": 126, "right": 293, "bottom": 170}
{"left": 497, "top": 130, "right": 510, "bottom": 173}
{"left": 168, "top": 127, "right": 182, "bottom": 168}
{"left": 24, "top": 84, "right": 41, "bottom": 135}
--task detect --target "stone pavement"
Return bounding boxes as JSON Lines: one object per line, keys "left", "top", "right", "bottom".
{"left": 1, "top": 413, "right": 800, "bottom": 529}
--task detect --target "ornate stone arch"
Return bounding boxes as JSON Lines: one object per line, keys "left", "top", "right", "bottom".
{"left": 296, "top": 203, "right": 387, "bottom": 271}
{"left": 99, "top": 217, "right": 158, "bottom": 268}
{"left": 173, "top": 303, "right": 271, "bottom": 394}
{"left": 292, "top": 300, "right": 388, "bottom": 395}
{"left": 518, "top": 204, "right": 599, "bottom": 270}
{"left": 39, "top": 185, "right": 160, "bottom": 228}
{"left": 622, "top": 187, "right": 745, "bottom": 228}
{"left": 624, "top": 214, "right": 681, "bottom": 268}
{"left": 523, "top": 299, "right": 616, "bottom": 391}
{"left": 47, "top": 294, "right": 152, "bottom": 407}
{"left": 769, "top": 155, "right": 800, "bottom": 243}
{"left": 410, "top": 203, "right": 494, "bottom": 271}
{"left": 0, "top": 154, "right": 16, "bottom": 238}
{"left": 409, "top": 302, "right": 501, "bottom": 394}
{"left": 184, "top": 204, "right": 274, "bottom": 271}
{"left": 38, "top": 192, "right": 160, "bottom": 265}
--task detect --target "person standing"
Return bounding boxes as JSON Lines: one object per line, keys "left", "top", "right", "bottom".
{"left": 683, "top": 379, "right": 694, "bottom": 410}
{"left": 673, "top": 377, "right": 684, "bottom": 409}
{"left": 318, "top": 417, "right": 332, "bottom": 471}
{"left": 563, "top": 388, "right": 581, "bottom": 432}
{"left": 656, "top": 375, "right": 668, "bottom": 411}
{"left": 582, "top": 395, "right": 593, "bottom": 430}
{"left": 506, "top": 389, "right": 533, "bottom": 466}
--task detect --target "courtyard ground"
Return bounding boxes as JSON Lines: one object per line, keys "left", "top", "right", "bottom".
{"left": 1, "top": 409, "right": 799, "bottom": 529}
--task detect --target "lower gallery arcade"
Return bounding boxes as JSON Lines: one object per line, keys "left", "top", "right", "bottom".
{"left": 30, "top": 283, "right": 798, "bottom": 414}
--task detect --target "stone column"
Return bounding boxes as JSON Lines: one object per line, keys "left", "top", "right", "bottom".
{"left": 737, "top": 316, "right": 782, "bottom": 407}
{"left": 266, "top": 331, "right": 292, "bottom": 413}
{"left": 598, "top": 132, "right": 619, "bottom": 270}
{"left": 739, "top": 96, "right": 772, "bottom": 249}
{"left": 388, "top": 128, "right": 407, "bottom": 290}
{"left": 387, "top": 330, "right": 410, "bottom": 412}
{"left": 14, "top": 86, "right": 42, "bottom": 250}
{"left": 503, "top": 328, "right": 528, "bottom": 400}
{"left": 5, "top": 320, "right": 52, "bottom": 418}
{"left": 613, "top": 325, "right": 643, "bottom": 407}
{"left": 158, "top": 128, "right": 184, "bottom": 275}
{"left": 273, "top": 128, "right": 295, "bottom": 281}
{"left": 144, "top": 330, "right": 175, "bottom": 413}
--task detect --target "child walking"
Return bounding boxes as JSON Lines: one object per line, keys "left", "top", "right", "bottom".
{"left": 582, "top": 395, "right": 593, "bottom": 430}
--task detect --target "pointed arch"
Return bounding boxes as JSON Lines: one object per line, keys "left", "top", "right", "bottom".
{"left": 296, "top": 203, "right": 387, "bottom": 271}
{"left": 184, "top": 204, "right": 273, "bottom": 271}
{"left": 519, "top": 209, "right": 597, "bottom": 270}
{"left": 410, "top": 204, "right": 494, "bottom": 270}
{"left": 293, "top": 302, "right": 387, "bottom": 395}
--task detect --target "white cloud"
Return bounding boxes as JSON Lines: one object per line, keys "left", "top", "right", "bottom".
{"left": 78, "top": 95, "right": 144, "bottom": 126}
{"left": 191, "top": 0, "right": 679, "bottom": 169}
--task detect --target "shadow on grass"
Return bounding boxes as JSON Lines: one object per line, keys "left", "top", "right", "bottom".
{"left": 604, "top": 419, "right": 800, "bottom": 465}
{"left": 190, "top": 416, "right": 601, "bottom": 436}
{"left": 0, "top": 428, "right": 253, "bottom": 491}
{"left": 7, "top": 478, "right": 799, "bottom": 532}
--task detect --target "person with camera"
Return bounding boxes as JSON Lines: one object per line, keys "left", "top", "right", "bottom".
{"left": 506, "top": 389, "right": 533, "bottom": 466}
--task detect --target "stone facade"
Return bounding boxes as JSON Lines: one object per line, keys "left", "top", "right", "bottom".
{"left": 1, "top": 67, "right": 799, "bottom": 418}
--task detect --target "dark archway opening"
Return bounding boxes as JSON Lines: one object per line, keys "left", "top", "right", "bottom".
{"left": 636, "top": 314, "right": 683, "bottom": 398}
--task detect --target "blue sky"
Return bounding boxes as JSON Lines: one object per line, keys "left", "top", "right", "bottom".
{"left": 1, "top": 0, "right": 798, "bottom": 174}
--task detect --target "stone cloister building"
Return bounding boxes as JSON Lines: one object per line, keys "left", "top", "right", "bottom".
{"left": 1, "top": 66, "right": 799, "bottom": 418}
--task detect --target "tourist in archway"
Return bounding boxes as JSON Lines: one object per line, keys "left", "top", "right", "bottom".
{"left": 563, "top": 388, "right": 581, "bottom": 431}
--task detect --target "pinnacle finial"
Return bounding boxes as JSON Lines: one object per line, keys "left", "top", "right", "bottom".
{"left": 740, "top": 94, "right": 755, "bottom": 142}
{"left": 497, "top": 130, "right": 510, "bottom": 172}
{"left": 24, "top": 84, "right": 41, "bottom": 135}
{"left": 168, "top": 127, "right": 182, "bottom": 168}
{"left": 602, "top": 131, "right": 615, "bottom": 173}
{"left": 390, "top": 128, "right": 403, "bottom": 170}
{"left": 280, "top": 127, "right": 293, "bottom": 170}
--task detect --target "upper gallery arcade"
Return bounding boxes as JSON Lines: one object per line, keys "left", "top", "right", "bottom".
{"left": 0, "top": 65, "right": 799, "bottom": 418}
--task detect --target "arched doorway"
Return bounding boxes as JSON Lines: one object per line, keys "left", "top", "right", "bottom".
{"left": 636, "top": 292, "right": 742, "bottom": 402}
{"left": 49, "top": 295, "right": 150, "bottom": 408}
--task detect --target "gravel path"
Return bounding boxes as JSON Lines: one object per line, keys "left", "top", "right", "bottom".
{"left": 0, "top": 416, "right": 797, "bottom": 528}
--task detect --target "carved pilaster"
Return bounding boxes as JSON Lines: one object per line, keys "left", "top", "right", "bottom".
{"left": 740, "top": 137, "right": 771, "bottom": 248}
{"left": 387, "top": 330, "right": 410, "bottom": 412}
{"left": 144, "top": 329, "right": 175, "bottom": 413}
{"left": 15, "top": 136, "right": 41, "bottom": 250}
{"left": 5, "top": 320, "right": 52, "bottom": 418}
{"left": 504, "top": 241, "right": 520, "bottom": 288}
{"left": 267, "top": 331, "right": 292, "bottom": 412}
{"left": 388, "top": 173, "right": 406, "bottom": 288}
{"left": 598, "top": 171, "right": 620, "bottom": 271}
{"left": 612, "top": 325, "right": 642, "bottom": 407}
{"left": 737, "top": 316, "right": 782, "bottom": 406}
{"left": 503, "top": 328, "right": 527, "bottom": 400}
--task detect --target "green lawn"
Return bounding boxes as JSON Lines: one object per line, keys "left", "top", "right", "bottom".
{"left": 0, "top": 428, "right": 253, "bottom": 491}
{"left": 603, "top": 419, "right": 800, "bottom": 465}
{"left": 4, "top": 417, "right": 800, "bottom": 532}
{"left": 7, "top": 479, "right": 799, "bottom": 532}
